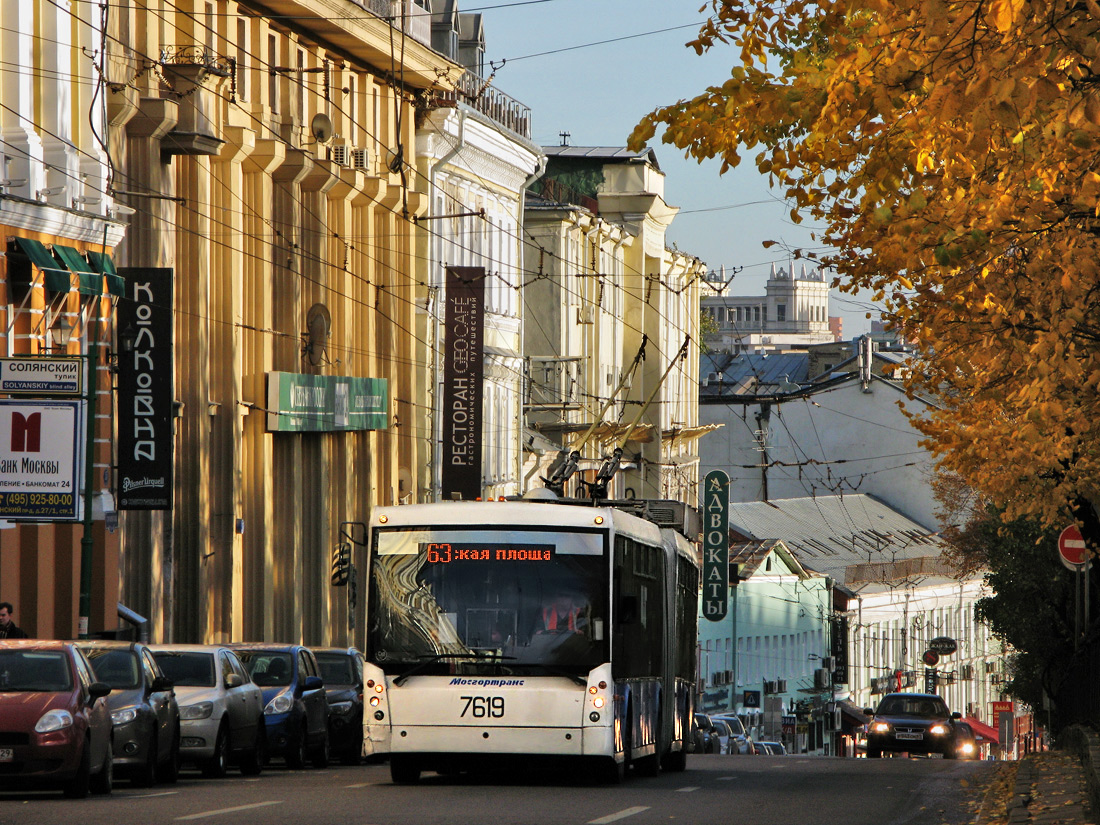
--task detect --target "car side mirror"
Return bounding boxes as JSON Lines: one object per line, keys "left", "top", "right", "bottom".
{"left": 151, "top": 675, "right": 174, "bottom": 693}
{"left": 303, "top": 675, "right": 324, "bottom": 691}
{"left": 224, "top": 673, "right": 244, "bottom": 689}
{"left": 863, "top": 708, "right": 873, "bottom": 716}
{"left": 89, "top": 681, "right": 112, "bottom": 699}
{"left": 951, "top": 711, "right": 962, "bottom": 719}
{"left": 618, "top": 595, "right": 639, "bottom": 625}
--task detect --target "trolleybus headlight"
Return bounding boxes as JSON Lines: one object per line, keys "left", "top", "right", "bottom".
{"left": 588, "top": 686, "right": 598, "bottom": 695}
{"left": 378, "top": 515, "right": 388, "bottom": 524}
{"left": 589, "top": 712, "right": 600, "bottom": 722}
{"left": 369, "top": 695, "right": 382, "bottom": 707}
{"left": 592, "top": 696, "right": 605, "bottom": 709}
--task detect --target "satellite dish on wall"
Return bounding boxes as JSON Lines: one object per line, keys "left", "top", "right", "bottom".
{"left": 305, "top": 303, "right": 331, "bottom": 366}
{"left": 310, "top": 112, "right": 334, "bottom": 144}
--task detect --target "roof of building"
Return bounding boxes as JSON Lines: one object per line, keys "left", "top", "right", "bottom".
{"left": 541, "top": 145, "right": 661, "bottom": 170}
{"left": 701, "top": 351, "right": 809, "bottom": 395}
{"left": 725, "top": 494, "right": 968, "bottom": 593}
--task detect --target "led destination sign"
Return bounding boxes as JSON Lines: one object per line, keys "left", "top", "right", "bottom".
{"left": 423, "top": 543, "right": 555, "bottom": 564}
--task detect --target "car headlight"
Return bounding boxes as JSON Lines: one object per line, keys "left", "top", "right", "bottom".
{"left": 929, "top": 724, "right": 949, "bottom": 735}
{"left": 328, "top": 701, "right": 354, "bottom": 716}
{"left": 959, "top": 742, "right": 975, "bottom": 755}
{"left": 265, "top": 693, "right": 294, "bottom": 715}
{"left": 111, "top": 707, "right": 139, "bottom": 725}
{"left": 871, "top": 722, "right": 890, "bottom": 733}
{"left": 181, "top": 701, "right": 214, "bottom": 720}
{"left": 35, "top": 709, "right": 74, "bottom": 733}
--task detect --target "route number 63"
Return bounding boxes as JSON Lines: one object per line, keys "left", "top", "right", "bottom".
{"left": 460, "top": 695, "right": 505, "bottom": 718}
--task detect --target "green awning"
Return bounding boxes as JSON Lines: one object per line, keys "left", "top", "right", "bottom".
{"left": 11, "top": 237, "right": 71, "bottom": 292}
{"left": 52, "top": 244, "right": 102, "bottom": 296}
{"left": 87, "top": 250, "right": 124, "bottom": 297}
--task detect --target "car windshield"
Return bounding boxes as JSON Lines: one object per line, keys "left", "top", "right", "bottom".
{"left": 876, "top": 695, "right": 949, "bottom": 717}
{"left": 153, "top": 651, "right": 216, "bottom": 687}
{"left": 369, "top": 526, "right": 608, "bottom": 676}
{"left": 235, "top": 651, "right": 293, "bottom": 687}
{"left": 0, "top": 651, "right": 73, "bottom": 692}
{"left": 82, "top": 647, "right": 140, "bottom": 689}
{"left": 715, "top": 716, "right": 745, "bottom": 735}
{"left": 315, "top": 654, "right": 355, "bottom": 686}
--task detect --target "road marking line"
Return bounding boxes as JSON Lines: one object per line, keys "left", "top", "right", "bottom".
{"left": 588, "top": 806, "right": 650, "bottom": 824}
{"left": 176, "top": 801, "right": 283, "bottom": 820}
{"left": 130, "top": 791, "right": 180, "bottom": 798}
{"left": 676, "top": 786, "right": 700, "bottom": 792}
{"left": 718, "top": 776, "right": 734, "bottom": 781}
{"left": 344, "top": 782, "right": 372, "bottom": 788}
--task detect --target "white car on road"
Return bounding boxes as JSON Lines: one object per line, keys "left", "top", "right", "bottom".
{"left": 149, "top": 644, "right": 266, "bottom": 777}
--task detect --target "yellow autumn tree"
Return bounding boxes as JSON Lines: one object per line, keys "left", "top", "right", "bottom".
{"left": 631, "top": 0, "right": 1100, "bottom": 529}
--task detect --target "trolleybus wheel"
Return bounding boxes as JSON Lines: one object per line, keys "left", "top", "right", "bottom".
{"left": 661, "top": 749, "right": 688, "bottom": 772}
{"left": 390, "top": 755, "right": 421, "bottom": 784}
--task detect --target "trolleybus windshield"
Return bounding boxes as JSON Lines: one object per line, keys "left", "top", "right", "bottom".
{"left": 369, "top": 527, "right": 608, "bottom": 676}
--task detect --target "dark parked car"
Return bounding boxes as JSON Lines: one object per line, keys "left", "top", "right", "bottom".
{"left": 77, "top": 640, "right": 181, "bottom": 786}
{"left": 693, "top": 713, "right": 721, "bottom": 754}
{"left": 757, "top": 741, "right": 787, "bottom": 755}
{"left": 313, "top": 647, "right": 364, "bottom": 764}
{"left": 864, "top": 692, "right": 962, "bottom": 759}
{"left": 230, "top": 644, "right": 329, "bottom": 768}
{"left": 0, "top": 640, "right": 114, "bottom": 797}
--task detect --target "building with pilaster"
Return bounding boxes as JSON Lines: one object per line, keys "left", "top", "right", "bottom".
{"left": 0, "top": 0, "right": 127, "bottom": 638}
{"left": 522, "top": 147, "right": 709, "bottom": 504}
{"left": 106, "top": 0, "right": 463, "bottom": 644}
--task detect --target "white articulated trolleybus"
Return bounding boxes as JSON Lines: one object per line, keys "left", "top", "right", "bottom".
{"left": 361, "top": 495, "right": 700, "bottom": 783}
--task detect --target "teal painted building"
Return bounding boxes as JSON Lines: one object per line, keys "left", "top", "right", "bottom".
{"left": 697, "top": 540, "right": 835, "bottom": 752}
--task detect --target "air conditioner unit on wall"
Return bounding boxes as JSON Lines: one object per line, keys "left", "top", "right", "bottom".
{"left": 960, "top": 664, "right": 974, "bottom": 680}
{"left": 331, "top": 144, "right": 350, "bottom": 166}
{"left": 349, "top": 147, "right": 370, "bottom": 171}
{"left": 576, "top": 304, "right": 595, "bottom": 324}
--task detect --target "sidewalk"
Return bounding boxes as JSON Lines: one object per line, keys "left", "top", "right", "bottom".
{"left": 975, "top": 727, "right": 1099, "bottom": 825}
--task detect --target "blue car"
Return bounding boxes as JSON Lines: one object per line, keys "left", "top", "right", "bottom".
{"left": 228, "top": 645, "right": 329, "bottom": 769}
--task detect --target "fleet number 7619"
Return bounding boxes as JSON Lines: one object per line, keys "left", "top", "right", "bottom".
{"left": 460, "top": 695, "right": 505, "bottom": 718}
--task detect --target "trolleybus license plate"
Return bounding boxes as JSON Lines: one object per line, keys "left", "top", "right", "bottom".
{"left": 0, "top": 748, "right": 12, "bottom": 761}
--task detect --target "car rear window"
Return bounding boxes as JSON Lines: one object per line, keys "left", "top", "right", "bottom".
{"left": 153, "top": 651, "right": 216, "bottom": 687}
{"left": 83, "top": 648, "right": 140, "bottom": 689}
{"left": 315, "top": 654, "right": 355, "bottom": 686}
{"left": 0, "top": 651, "right": 73, "bottom": 692}
{"left": 236, "top": 651, "right": 293, "bottom": 687}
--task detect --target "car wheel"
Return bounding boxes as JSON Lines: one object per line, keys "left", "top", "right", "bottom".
{"left": 90, "top": 737, "right": 114, "bottom": 795}
{"left": 133, "top": 731, "right": 158, "bottom": 787}
{"left": 312, "top": 731, "right": 330, "bottom": 769}
{"left": 286, "top": 731, "right": 307, "bottom": 770}
{"left": 63, "top": 737, "right": 92, "bottom": 799}
{"left": 390, "top": 755, "right": 421, "bottom": 784}
{"left": 202, "top": 722, "right": 229, "bottom": 778}
{"left": 240, "top": 723, "right": 266, "bottom": 776}
{"left": 160, "top": 724, "right": 181, "bottom": 784}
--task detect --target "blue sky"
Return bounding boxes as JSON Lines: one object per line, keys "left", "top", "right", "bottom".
{"left": 478, "top": 0, "right": 879, "bottom": 335}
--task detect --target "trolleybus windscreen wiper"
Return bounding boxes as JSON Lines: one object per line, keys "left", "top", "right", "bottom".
{"left": 393, "top": 651, "right": 514, "bottom": 686}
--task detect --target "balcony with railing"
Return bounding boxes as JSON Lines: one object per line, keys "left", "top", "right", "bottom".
{"left": 354, "top": 0, "right": 432, "bottom": 48}
{"left": 431, "top": 70, "right": 532, "bottom": 140}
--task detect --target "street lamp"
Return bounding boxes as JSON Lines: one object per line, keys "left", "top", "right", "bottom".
{"left": 77, "top": 307, "right": 102, "bottom": 639}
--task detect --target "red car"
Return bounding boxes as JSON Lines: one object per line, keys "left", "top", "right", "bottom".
{"left": 0, "top": 640, "right": 115, "bottom": 797}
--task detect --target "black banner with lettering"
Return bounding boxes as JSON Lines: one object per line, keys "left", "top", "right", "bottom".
{"left": 441, "top": 267, "right": 484, "bottom": 501}
{"left": 117, "top": 267, "right": 174, "bottom": 509}
{"left": 831, "top": 615, "right": 849, "bottom": 685}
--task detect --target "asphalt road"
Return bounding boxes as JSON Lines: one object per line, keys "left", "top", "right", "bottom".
{"left": 0, "top": 753, "right": 1001, "bottom": 825}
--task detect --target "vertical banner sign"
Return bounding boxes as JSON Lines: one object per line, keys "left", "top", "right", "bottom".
{"left": 702, "top": 470, "right": 730, "bottom": 621}
{"left": 831, "top": 615, "right": 849, "bottom": 685}
{"left": 441, "top": 267, "right": 484, "bottom": 501}
{"left": 117, "top": 267, "right": 174, "bottom": 510}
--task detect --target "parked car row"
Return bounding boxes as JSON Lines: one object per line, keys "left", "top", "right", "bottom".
{"left": 0, "top": 639, "right": 365, "bottom": 798}
{"left": 693, "top": 713, "right": 782, "bottom": 755}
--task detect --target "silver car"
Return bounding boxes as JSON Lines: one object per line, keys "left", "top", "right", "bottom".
{"left": 711, "top": 715, "right": 754, "bottom": 755}
{"left": 149, "top": 645, "right": 266, "bottom": 777}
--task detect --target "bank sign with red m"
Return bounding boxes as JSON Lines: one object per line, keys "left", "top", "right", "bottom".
{"left": 0, "top": 401, "right": 80, "bottom": 520}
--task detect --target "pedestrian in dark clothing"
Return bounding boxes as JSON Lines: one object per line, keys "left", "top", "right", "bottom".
{"left": 0, "top": 602, "right": 28, "bottom": 639}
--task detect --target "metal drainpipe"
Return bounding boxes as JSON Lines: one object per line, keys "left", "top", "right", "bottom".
{"left": 117, "top": 603, "right": 149, "bottom": 642}
{"left": 429, "top": 108, "right": 466, "bottom": 500}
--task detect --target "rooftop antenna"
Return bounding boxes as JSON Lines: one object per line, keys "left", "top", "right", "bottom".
{"left": 559, "top": 131, "right": 570, "bottom": 146}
